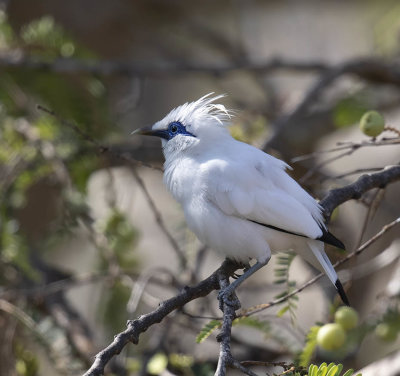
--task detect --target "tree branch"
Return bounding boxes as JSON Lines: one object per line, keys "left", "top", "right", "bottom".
{"left": 215, "top": 270, "right": 258, "bottom": 376}
{"left": 3, "top": 53, "right": 400, "bottom": 85}
{"left": 0, "top": 52, "right": 328, "bottom": 77}
{"left": 320, "top": 165, "right": 400, "bottom": 219}
{"left": 83, "top": 259, "right": 238, "bottom": 376}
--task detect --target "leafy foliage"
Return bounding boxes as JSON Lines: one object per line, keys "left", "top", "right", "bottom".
{"left": 333, "top": 95, "right": 367, "bottom": 129}
{"left": 305, "top": 362, "right": 361, "bottom": 376}
{"left": 196, "top": 320, "right": 221, "bottom": 343}
{"left": 0, "top": 12, "right": 137, "bottom": 372}
{"left": 282, "top": 362, "right": 361, "bottom": 376}
{"left": 298, "top": 325, "right": 321, "bottom": 368}
{"left": 233, "top": 316, "right": 271, "bottom": 335}
{"left": 274, "top": 251, "right": 298, "bottom": 324}
{"left": 196, "top": 316, "right": 271, "bottom": 344}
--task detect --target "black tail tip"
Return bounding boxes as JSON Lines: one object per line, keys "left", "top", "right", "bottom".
{"left": 335, "top": 279, "right": 350, "bottom": 307}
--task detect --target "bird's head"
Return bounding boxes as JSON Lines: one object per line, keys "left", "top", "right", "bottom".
{"left": 133, "top": 93, "right": 232, "bottom": 158}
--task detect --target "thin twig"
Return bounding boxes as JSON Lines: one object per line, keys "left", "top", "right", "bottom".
{"left": 291, "top": 138, "right": 400, "bottom": 164}
{"left": 299, "top": 149, "right": 355, "bottom": 183}
{"left": 355, "top": 189, "right": 383, "bottom": 248}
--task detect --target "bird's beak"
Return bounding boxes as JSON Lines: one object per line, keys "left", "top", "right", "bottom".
{"left": 131, "top": 126, "right": 154, "bottom": 136}
{"left": 131, "top": 126, "right": 169, "bottom": 140}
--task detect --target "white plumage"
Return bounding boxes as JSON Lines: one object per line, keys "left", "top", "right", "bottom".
{"left": 135, "top": 93, "right": 348, "bottom": 305}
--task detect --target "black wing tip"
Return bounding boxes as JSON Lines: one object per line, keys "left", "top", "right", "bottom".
{"left": 335, "top": 279, "right": 350, "bottom": 307}
{"left": 318, "top": 228, "right": 346, "bottom": 250}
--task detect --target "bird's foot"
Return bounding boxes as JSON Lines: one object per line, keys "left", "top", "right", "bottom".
{"left": 230, "top": 262, "right": 250, "bottom": 279}
{"left": 217, "top": 287, "right": 241, "bottom": 311}
{"left": 231, "top": 272, "right": 242, "bottom": 279}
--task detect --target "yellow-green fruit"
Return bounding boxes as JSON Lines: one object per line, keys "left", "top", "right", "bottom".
{"left": 359, "top": 111, "right": 385, "bottom": 137}
{"left": 335, "top": 307, "right": 359, "bottom": 330}
{"left": 375, "top": 323, "right": 398, "bottom": 342}
{"left": 317, "top": 323, "right": 347, "bottom": 351}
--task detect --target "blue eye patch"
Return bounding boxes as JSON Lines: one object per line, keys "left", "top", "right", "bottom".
{"left": 151, "top": 121, "right": 195, "bottom": 140}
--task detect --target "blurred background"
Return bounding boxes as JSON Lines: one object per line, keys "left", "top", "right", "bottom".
{"left": 0, "top": 0, "right": 400, "bottom": 375}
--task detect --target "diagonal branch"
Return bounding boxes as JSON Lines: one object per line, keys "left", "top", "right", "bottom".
{"left": 320, "top": 165, "right": 400, "bottom": 220}
{"left": 83, "top": 259, "right": 238, "bottom": 376}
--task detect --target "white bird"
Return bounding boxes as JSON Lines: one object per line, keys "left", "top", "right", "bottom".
{"left": 134, "top": 93, "right": 349, "bottom": 306}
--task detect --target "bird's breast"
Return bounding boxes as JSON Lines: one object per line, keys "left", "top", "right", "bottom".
{"left": 163, "top": 158, "right": 200, "bottom": 205}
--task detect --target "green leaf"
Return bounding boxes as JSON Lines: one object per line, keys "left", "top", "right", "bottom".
{"left": 100, "top": 280, "right": 131, "bottom": 333}
{"left": 277, "top": 306, "right": 290, "bottom": 317}
{"left": 273, "top": 251, "right": 298, "bottom": 324}
{"left": 196, "top": 320, "right": 221, "bottom": 343}
{"left": 342, "top": 370, "right": 355, "bottom": 376}
{"left": 308, "top": 364, "right": 318, "bottom": 376}
{"left": 298, "top": 326, "right": 320, "bottom": 367}
{"left": 336, "top": 364, "right": 343, "bottom": 375}
{"left": 317, "top": 363, "right": 328, "bottom": 376}
{"left": 333, "top": 96, "right": 367, "bottom": 129}
{"left": 233, "top": 316, "right": 270, "bottom": 334}
{"left": 326, "top": 365, "right": 339, "bottom": 376}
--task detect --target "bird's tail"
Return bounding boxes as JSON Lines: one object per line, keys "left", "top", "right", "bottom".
{"left": 307, "top": 240, "right": 350, "bottom": 306}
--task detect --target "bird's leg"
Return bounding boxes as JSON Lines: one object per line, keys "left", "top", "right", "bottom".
{"left": 218, "top": 259, "right": 269, "bottom": 309}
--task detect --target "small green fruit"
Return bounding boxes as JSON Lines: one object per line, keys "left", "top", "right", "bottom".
{"left": 335, "top": 306, "right": 359, "bottom": 330}
{"left": 375, "top": 323, "right": 398, "bottom": 342}
{"left": 317, "top": 323, "right": 347, "bottom": 351}
{"left": 359, "top": 111, "right": 385, "bottom": 137}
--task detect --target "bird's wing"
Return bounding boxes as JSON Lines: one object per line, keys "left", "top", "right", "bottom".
{"left": 206, "top": 150, "right": 324, "bottom": 240}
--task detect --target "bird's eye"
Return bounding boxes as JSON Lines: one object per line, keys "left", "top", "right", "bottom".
{"left": 170, "top": 124, "right": 178, "bottom": 133}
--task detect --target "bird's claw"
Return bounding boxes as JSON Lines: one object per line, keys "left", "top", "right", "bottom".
{"left": 218, "top": 288, "right": 241, "bottom": 311}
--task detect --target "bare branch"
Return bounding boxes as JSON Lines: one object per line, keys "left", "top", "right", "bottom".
{"left": 0, "top": 52, "right": 328, "bottom": 77}
{"left": 320, "top": 165, "right": 400, "bottom": 219}
{"left": 82, "top": 259, "right": 238, "bottom": 376}
{"left": 291, "top": 138, "right": 400, "bottom": 164}
{"left": 2, "top": 53, "right": 400, "bottom": 87}
{"left": 214, "top": 270, "right": 258, "bottom": 376}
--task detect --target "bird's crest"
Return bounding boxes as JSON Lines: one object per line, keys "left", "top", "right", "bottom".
{"left": 154, "top": 93, "right": 233, "bottom": 131}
